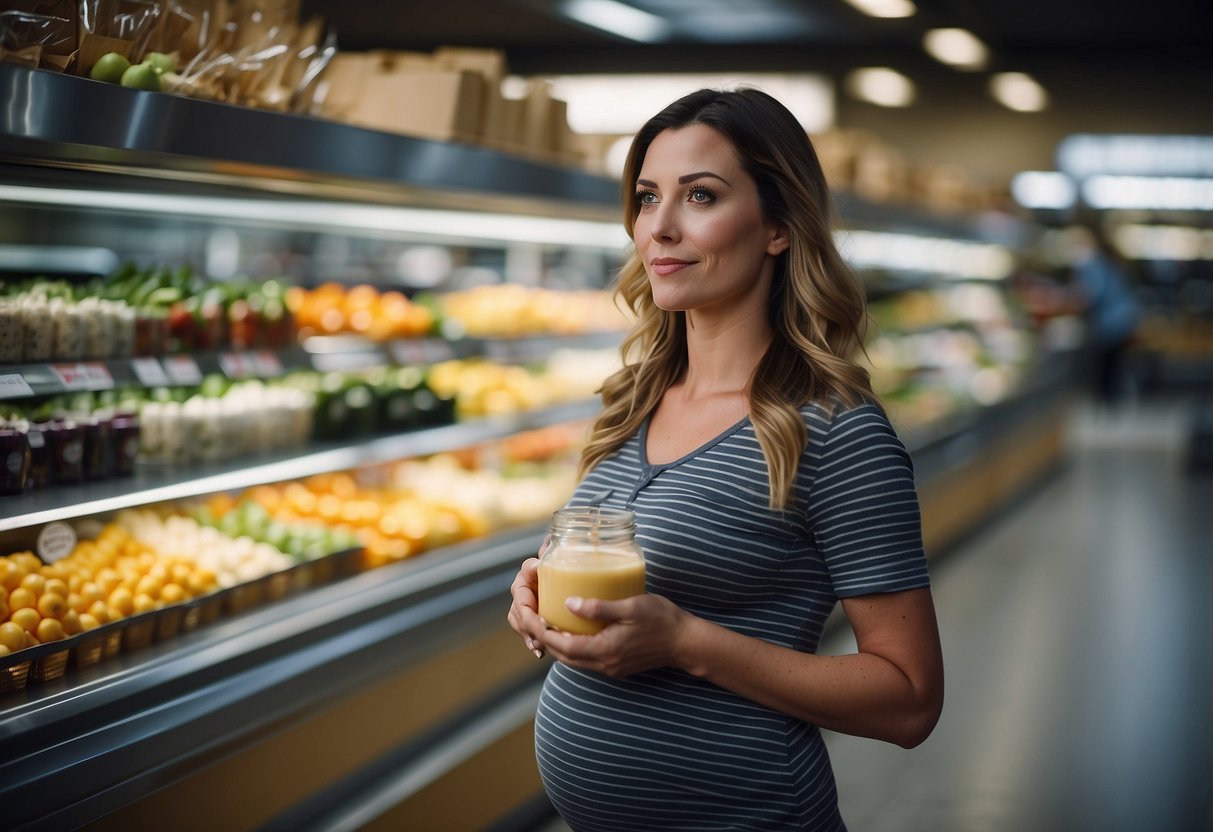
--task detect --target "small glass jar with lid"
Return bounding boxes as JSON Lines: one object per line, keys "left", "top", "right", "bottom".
{"left": 538, "top": 507, "right": 646, "bottom": 634}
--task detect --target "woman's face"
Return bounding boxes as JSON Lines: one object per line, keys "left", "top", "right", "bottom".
{"left": 633, "top": 123, "right": 788, "bottom": 316}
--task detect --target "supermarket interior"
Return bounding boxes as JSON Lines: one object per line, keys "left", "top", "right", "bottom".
{"left": 0, "top": 1, "right": 1211, "bottom": 830}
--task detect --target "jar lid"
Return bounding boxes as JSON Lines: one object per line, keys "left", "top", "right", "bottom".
{"left": 550, "top": 506, "right": 636, "bottom": 533}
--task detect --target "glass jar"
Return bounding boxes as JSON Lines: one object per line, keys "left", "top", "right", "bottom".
{"left": 538, "top": 507, "right": 646, "bottom": 634}
{"left": 0, "top": 422, "right": 31, "bottom": 495}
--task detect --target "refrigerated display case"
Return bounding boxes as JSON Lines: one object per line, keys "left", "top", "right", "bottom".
{"left": 0, "top": 62, "right": 1075, "bottom": 830}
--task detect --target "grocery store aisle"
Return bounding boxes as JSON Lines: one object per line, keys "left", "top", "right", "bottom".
{"left": 528, "top": 396, "right": 1212, "bottom": 832}
{"left": 825, "top": 395, "right": 1213, "bottom": 832}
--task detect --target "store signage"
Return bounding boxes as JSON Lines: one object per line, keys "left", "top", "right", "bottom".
{"left": 1058, "top": 134, "right": 1213, "bottom": 179}
{"left": 37, "top": 521, "right": 77, "bottom": 562}
{"left": 0, "top": 373, "right": 35, "bottom": 400}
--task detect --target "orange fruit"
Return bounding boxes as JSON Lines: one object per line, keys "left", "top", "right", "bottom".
{"left": 44, "top": 577, "right": 69, "bottom": 598}
{"left": 78, "top": 613, "right": 100, "bottom": 631}
{"left": 160, "top": 583, "right": 186, "bottom": 605}
{"left": 36, "top": 617, "right": 65, "bottom": 643}
{"left": 36, "top": 593, "right": 66, "bottom": 619}
{"left": 108, "top": 587, "right": 134, "bottom": 617}
{"left": 0, "top": 621, "right": 25, "bottom": 651}
{"left": 0, "top": 560, "right": 17, "bottom": 591}
{"left": 9, "top": 607, "right": 41, "bottom": 634}
{"left": 61, "top": 609, "right": 82, "bottom": 635}
{"left": 8, "top": 586, "right": 37, "bottom": 612}
{"left": 19, "top": 572, "right": 46, "bottom": 596}
{"left": 132, "top": 593, "right": 157, "bottom": 614}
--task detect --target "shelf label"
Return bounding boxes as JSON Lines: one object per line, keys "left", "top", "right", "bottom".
{"left": 220, "top": 352, "right": 255, "bottom": 379}
{"left": 51, "top": 363, "right": 91, "bottom": 391}
{"left": 131, "top": 357, "right": 171, "bottom": 387}
{"left": 0, "top": 373, "right": 35, "bottom": 400}
{"left": 50, "top": 362, "right": 114, "bottom": 392}
{"left": 253, "top": 351, "right": 284, "bottom": 377}
{"left": 390, "top": 339, "right": 456, "bottom": 366}
{"left": 37, "top": 521, "right": 77, "bottom": 563}
{"left": 163, "top": 355, "right": 203, "bottom": 386}
{"left": 83, "top": 362, "right": 115, "bottom": 390}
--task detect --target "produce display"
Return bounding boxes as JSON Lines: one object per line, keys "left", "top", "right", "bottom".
{"left": 0, "top": 267, "right": 294, "bottom": 362}
{"left": 287, "top": 283, "right": 438, "bottom": 341}
{"left": 0, "top": 420, "right": 584, "bottom": 691}
{"left": 863, "top": 283, "right": 1037, "bottom": 434}
{"left": 437, "top": 284, "right": 630, "bottom": 337}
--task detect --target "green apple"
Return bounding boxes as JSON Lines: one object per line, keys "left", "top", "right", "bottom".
{"left": 89, "top": 52, "right": 130, "bottom": 84}
{"left": 144, "top": 52, "right": 175, "bottom": 75}
{"left": 120, "top": 62, "right": 161, "bottom": 92}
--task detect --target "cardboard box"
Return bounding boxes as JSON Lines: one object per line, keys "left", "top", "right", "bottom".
{"left": 350, "top": 67, "right": 485, "bottom": 144}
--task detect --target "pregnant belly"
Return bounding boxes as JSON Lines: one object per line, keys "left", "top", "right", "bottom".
{"left": 534, "top": 664, "right": 842, "bottom": 832}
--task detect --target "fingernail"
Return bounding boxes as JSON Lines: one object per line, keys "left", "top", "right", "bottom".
{"left": 533, "top": 649, "right": 544, "bottom": 659}
{"left": 525, "top": 638, "right": 534, "bottom": 650}
{"left": 566, "top": 596, "right": 583, "bottom": 611}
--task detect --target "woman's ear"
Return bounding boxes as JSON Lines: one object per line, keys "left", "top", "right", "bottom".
{"left": 767, "top": 225, "right": 791, "bottom": 257}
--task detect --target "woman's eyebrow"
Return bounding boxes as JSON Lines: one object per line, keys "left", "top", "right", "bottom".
{"left": 635, "top": 172, "right": 733, "bottom": 188}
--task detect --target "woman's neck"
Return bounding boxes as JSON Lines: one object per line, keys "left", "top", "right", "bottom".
{"left": 679, "top": 305, "right": 772, "bottom": 399}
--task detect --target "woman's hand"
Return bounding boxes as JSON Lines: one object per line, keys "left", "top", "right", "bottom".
{"left": 507, "top": 557, "right": 547, "bottom": 658}
{"left": 535, "top": 593, "right": 691, "bottom": 677}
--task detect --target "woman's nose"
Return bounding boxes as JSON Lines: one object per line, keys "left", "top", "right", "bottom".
{"left": 648, "top": 203, "right": 679, "bottom": 243}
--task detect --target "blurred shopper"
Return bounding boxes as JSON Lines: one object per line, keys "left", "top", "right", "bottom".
{"left": 508, "top": 88, "right": 943, "bottom": 832}
{"left": 1065, "top": 225, "right": 1142, "bottom": 405}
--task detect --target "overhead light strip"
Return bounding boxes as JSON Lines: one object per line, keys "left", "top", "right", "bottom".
{"left": 1082, "top": 176, "right": 1213, "bottom": 211}
{"left": 560, "top": 0, "right": 672, "bottom": 43}
{"left": 0, "top": 185, "right": 631, "bottom": 250}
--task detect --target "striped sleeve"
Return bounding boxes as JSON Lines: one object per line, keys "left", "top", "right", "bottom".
{"left": 805, "top": 403, "right": 929, "bottom": 597}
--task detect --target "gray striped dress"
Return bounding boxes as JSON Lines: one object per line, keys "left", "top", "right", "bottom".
{"left": 535, "top": 402, "right": 930, "bottom": 831}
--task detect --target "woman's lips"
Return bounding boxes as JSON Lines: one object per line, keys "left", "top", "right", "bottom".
{"left": 650, "top": 258, "right": 693, "bottom": 276}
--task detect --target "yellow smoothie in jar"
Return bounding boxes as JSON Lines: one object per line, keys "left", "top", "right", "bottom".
{"left": 538, "top": 550, "right": 646, "bottom": 634}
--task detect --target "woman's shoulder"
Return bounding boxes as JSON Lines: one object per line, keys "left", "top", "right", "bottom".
{"left": 799, "top": 396, "right": 893, "bottom": 434}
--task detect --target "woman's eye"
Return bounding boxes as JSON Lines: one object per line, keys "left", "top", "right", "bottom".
{"left": 635, "top": 190, "right": 658, "bottom": 206}
{"left": 688, "top": 187, "right": 715, "bottom": 203}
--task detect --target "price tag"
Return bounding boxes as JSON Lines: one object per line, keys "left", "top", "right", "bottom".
{"left": 37, "top": 522, "right": 78, "bottom": 563}
{"left": 82, "top": 362, "right": 115, "bottom": 391}
{"left": 0, "top": 373, "right": 35, "bottom": 400}
{"left": 220, "top": 352, "right": 254, "bottom": 379}
{"left": 52, "top": 363, "right": 91, "bottom": 391}
{"left": 391, "top": 339, "right": 455, "bottom": 366}
{"left": 163, "top": 355, "right": 203, "bottom": 386}
{"left": 131, "top": 357, "right": 171, "bottom": 387}
{"left": 253, "top": 351, "right": 284, "bottom": 378}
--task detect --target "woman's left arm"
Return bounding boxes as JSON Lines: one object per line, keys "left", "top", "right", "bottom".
{"left": 538, "top": 586, "right": 943, "bottom": 749}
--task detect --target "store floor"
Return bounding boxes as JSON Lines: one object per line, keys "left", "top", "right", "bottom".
{"left": 531, "top": 395, "right": 1213, "bottom": 832}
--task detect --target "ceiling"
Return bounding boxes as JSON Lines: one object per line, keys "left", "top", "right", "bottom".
{"left": 299, "top": 0, "right": 1213, "bottom": 184}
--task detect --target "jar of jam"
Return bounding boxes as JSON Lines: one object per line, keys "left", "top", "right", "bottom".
{"left": 110, "top": 411, "right": 140, "bottom": 477}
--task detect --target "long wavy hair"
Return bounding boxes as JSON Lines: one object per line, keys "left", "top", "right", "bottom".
{"left": 580, "top": 88, "right": 874, "bottom": 509}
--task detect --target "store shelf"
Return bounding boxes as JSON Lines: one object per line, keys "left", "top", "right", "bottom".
{"left": 0, "top": 64, "right": 618, "bottom": 220}
{"left": 0, "top": 330, "right": 626, "bottom": 401}
{"left": 0, "top": 399, "right": 600, "bottom": 533}
{"left": 0, "top": 520, "right": 548, "bottom": 830}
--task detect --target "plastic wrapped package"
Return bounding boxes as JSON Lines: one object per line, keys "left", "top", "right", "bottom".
{"left": 76, "top": 0, "right": 160, "bottom": 74}
{"left": 0, "top": 1, "right": 76, "bottom": 71}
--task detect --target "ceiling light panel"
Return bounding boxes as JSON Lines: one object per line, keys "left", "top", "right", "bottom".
{"left": 989, "top": 72, "right": 1048, "bottom": 112}
{"left": 923, "top": 28, "right": 989, "bottom": 70}
{"left": 841, "top": 0, "right": 916, "bottom": 18}
{"left": 846, "top": 67, "right": 915, "bottom": 107}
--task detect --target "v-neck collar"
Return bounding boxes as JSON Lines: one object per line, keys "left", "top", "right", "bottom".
{"left": 639, "top": 414, "right": 751, "bottom": 470}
